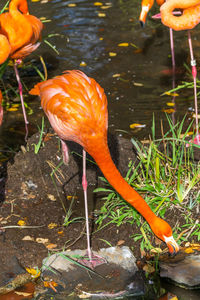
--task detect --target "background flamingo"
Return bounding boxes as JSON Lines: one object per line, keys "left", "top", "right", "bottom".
{"left": 0, "top": 0, "right": 43, "bottom": 140}
{"left": 160, "top": 0, "right": 200, "bottom": 144}
{"left": 30, "top": 70, "right": 179, "bottom": 264}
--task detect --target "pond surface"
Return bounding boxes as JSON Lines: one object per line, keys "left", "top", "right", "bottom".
{"left": 0, "top": 0, "right": 200, "bottom": 159}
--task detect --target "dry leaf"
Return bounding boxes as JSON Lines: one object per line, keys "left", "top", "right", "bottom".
{"left": 118, "top": 43, "right": 129, "bottom": 47}
{"left": 6, "top": 107, "right": 18, "bottom": 112}
{"left": 109, "top": 52, "right": 117, "bottom": 57}
{"left": 80, "top": 61, "right": 87, "bottom": 67}
{"left": 143, "top": 263, "right": 155, "bottom": 274}
{"left": 112, "top": 73, "right": 121, "bottom": 78}
{"left": 184, "top": 247, "right": 194, "bottom": 254}
{"left": 133, "top": 82, "right": 143, "bottom": 87}
{"left": 48, "top": 223, "right": 57, "bottom": 229}
{"left": 17, "top": 220, "right": 26, "bottom": 226}
{"left": 58, "top": 230, "right": 64, "bottom": 235}
{"left": 68, "top": 3, "right": 77, "bottom": 7}
{"left": 47, "top": 194, "right": 56, "bottom": 201}
{"left": 130, "top": 123, "right": 146, "bottom": 129}
{"left": 98, "top": 12, "right": 106, "bottom": 17}
{"left": 117, "top": 240, "right": 125, "bottom": 246}
{"left": 15, "top": 291, "right": 32, "bottom": 296}
{"left": 36, "top": 237, "right": 49, "bottom": 244}
{"left": 67, "top": 195, "right": 78, "bottom": 201}
{"left": 43, "top": 280, "right": 58, "bottom": 288}
{"left": 26, "top": 268, "right": 41, "bottom": 278}
{"left": 46, "top": 243, "right": 57, "bottom": 249}
{"left": 22, "top": 235, "right": 34, "bottom": 241}
{"left": 94, "top": 2, "right": 103, "bottom": 5}
{"left": 162, "top": 108, "right": 175, "bottom": 114}
{"left": 164, "top": 91, "right": 179, "bottom": 97}
{"left": 166, "top": 102, "right": 175, "bottom": 107}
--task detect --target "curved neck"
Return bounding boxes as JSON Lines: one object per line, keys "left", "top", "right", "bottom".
{"left": 9, "top": 0, "right": 28, "bottom": 15}
{"left": 87, "top": 138, "right": 157, "bottom": 224}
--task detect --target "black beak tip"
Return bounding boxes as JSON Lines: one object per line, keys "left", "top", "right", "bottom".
{"left": 139, "top": 20, "right": 145, "bottom": 28}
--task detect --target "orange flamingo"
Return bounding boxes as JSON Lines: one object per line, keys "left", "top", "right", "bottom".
{"left": 160, "top": 0, "right": 200, "bottom": 144}
{"left": 0, "top": 0, "right": 43, "bottom": 139}
{"left": 30, "top": 70, "right": 179, "bottom": 263}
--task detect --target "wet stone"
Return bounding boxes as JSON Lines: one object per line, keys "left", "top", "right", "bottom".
{"left": 40, "top": 246, "right": 145, "bottom": 298}
{"left": 160, "top": 254, "right": 200, "bottom": 288}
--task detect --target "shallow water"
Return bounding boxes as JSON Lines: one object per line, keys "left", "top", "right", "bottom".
{"left": 0, "top": 0, "right": 200, "bottom": 159}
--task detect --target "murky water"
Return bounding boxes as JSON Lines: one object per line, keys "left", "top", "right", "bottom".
{"left": 1, "top": 0, "right": 200, "bottom": 159}
{"left": 0, "top": 0, "right": 200, "bottom": 298}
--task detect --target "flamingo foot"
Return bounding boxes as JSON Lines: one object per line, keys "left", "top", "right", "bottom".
{"left": 186, "top": 134, "right": 200, "bottom": 147}
{"left": 77, "top": 251, "right": 107, "bottom": 269}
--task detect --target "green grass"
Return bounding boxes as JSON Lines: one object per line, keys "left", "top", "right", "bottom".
{"left": 94, "top": 116, "right": 200, "bottom": 252}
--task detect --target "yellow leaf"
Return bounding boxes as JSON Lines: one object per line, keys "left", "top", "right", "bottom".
{"left": 109, "top": 52, "right": 117, "bottom": 57}
{"left": 47, "top": 194, "right": 56, "bottom": 201}
{"left": 192, "top": 113, "right": 200, "bottom": 119}
{"left": 112, "top": 73, "right": 121, "bottom": 78}
{"left": 130, "top": 123, "right": 146, "bottom": 129}
{"left": 166, "top": 102, "right": 175, "bottom": 107}
{"left": 133, "top": 82, "right": 143, "bottom": 87}
{"left": 162, "top": 108, "right": 175, "bottom": 114}
{"left": 31, "top": 0, "right": 40, "bottom": 2}
{"left": 94, "top": 2, "right": 103, "bottom": 5}
{"left": 48, "top": 223, "right": 57, "bottom": 229}
{"left": 43, "top": 280, "right": 58, "bottom": 288}
{"left": 101, "top": 5, "right": 112, "bottom": 9}
{"left": 7, "top": 107, "right": 18, "bottom": 112}
{"left": 118, "top": 43, "right": 129, "bottom": 47}
{"left": 184, "top": 248, "right": 194, "bottom": 254}
{"left": 98, "top": 12, "right": 106, "bottom": 17}
{"left": 58, "top": 230, "right": 64, "bottom": 235}
{"left": 15, "top": 291, "right": 32, "bottom": 296}
{"left": 11, "top": 104, "right": 20, "bottom": 108}
{"left": 26, "top": 268, "right": 41, "bottom": 278}
{"left": 99, "top": 37, "right": 103, "bottom": 40}
{"left": 67, "top": 195, "right": 78, "bottom": 200}
{"left": 80, "top": 61, "right": 87, "bottom": 67}
{"left": 40, "top": 17, "right": 47, "bottom": 20}
{"left": 68, "top": 3, "right": 77, "bottom": 7}
{"left": 46, "top": 243, "right": 57, "bottom": 249}
{"left": 36, "top": 237, "right": 49, "bottom": 244}
{"left": 17, "top": 220, "right": 26, "bottom": 226}
{"left": 164, "top": 91, "right": 179, "bottom": 97}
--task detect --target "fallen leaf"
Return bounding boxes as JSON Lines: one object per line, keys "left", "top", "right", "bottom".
{"left": 118, "top": 42, "right": 129, "bottom": 47}
{"left": 133, "top": 48, "right": 143, "bottom": 54}
{"left": 67, "top": 195, "right": 78, "bottom": 201}
{"left": 143, "top": 263, "right": 155, "bottom": 274}
{"left": 46, "top": 243, "right": 57, "bottom": 249}
{"left": 6, "top": 107, "right": 18, "bottom": 112}
{"left": 58, "top": 230, "right": 64, "bottom": 235}
{"left": 26, "top": 267, "right": 41, "bottom": 278}
{"left": 22, "top": 236, "right": 34, "bottom": 241}
{"left": 15, "top": 291, "right": 32, "bottom": 296}
{"left": 36, "top": 237, "right": 49, "bottom": 244}
{"left": 101, "top": 5, "right": 112, "bottom": 9}
{"left": 117, "top": 240, "right": 125, "bottom": 246}
{"left": 192, "top": 113, "right": 200, "bottom": 119}
{"left": 164, "top": 91, "right": 179, "bottom": 97}
{"left": 43, "top": 280, "right": 58, "bottom": 288}
{"left": 98, "top": 12, "right": 106, "bottom": 17}
{"left": 94, "top": 2, "right": 103, "bottom": 5}
{"left": 133, "top": 82, "right": 143, "bottom": 87}
{"left": 184, "top": 248, "right": 194, "bottom": 254}
{"left": 80, "top": 61, "right": 87, "bottom": 67}
{"left": 109, "top": 52, "right": 117, "bottom": 57}
{"left": 68, "top": 3, "right": 77, "bottom": 7}
{"left": 47, "top": 194, "right": 56, "bottom": 201}
{"left": 48, "top": 223, "right": 57, "bottom": 229}
{"left": 17, "top": 220, "right": 26, "bottom": 226}
{"left": 166, "top": 102, "right": 175, "bottom": 107}
{"left": 130, "top": 123, "right": 146, "bottom": 129}
{"left": 112, "top": 73, "right": 121, "bottom": 78}
{"left": 162, "top": 108, "right": 175, "bottom": 114}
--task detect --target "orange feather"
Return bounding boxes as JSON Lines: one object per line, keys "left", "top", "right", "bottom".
{"left": 30, "top": 70, "right": 179, "bottom": 254}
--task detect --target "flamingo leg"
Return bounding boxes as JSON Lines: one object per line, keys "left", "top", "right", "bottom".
{"left": 13, "top": 60, "right": 29, "bottom": 141}
{"left": 60, "top": 139, "right": 69, "bottom": 165}
{"left": 169, "top": 28, "right": 176, "bottom": 125}
{"left": 187, "top": 30, "right": 199, "bottom": 144}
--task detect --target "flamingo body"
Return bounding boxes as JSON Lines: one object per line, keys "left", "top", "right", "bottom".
{"left": 0, "top": 0, "right": 43, "bottom": 63}
{"left": 30, "top": 70, "right": 179, "bottom": 254}
{"left": 160, "top": 0, "right": 200, "bottom": 31}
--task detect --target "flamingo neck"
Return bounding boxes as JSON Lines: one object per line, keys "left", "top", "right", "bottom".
{"left": 9, "top": 0, "right": 28, "bottom": 15}
{"left": 87, "top": 138, "right": 157, "bottom": 224}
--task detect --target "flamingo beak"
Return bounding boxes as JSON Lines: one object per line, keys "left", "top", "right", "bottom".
{"left": 164, "top": 236, "right": 179, "bottom": 256}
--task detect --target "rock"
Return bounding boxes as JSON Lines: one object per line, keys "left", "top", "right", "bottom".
{"left": 41, "top": 246, "right": 145, "bottom": 298}
{"left": 160, "top": 254, "right": 200, "bottom": 287}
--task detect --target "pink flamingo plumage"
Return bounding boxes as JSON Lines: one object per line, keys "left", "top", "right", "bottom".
{"left": 30, "top": 70, "right": 179, "bottom": 263}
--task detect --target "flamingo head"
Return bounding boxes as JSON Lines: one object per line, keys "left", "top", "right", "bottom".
{"left": 139, "top": 0, "right": 154, "bottom": 27}
{"left": 18, "top": 0, "right": 29, "bottom": 14}
{"left": 150, "top": 217, "right": 179, "bottom": 255}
